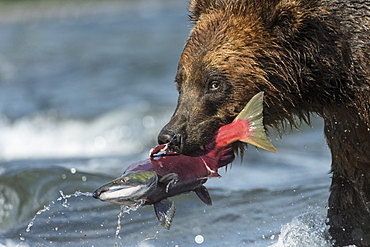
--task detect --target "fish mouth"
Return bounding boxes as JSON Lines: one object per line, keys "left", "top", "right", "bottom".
{"left": 93, "top": 171, "right": 158, "bottom": 207}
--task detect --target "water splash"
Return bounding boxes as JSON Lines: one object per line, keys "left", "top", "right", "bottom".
{"left": 114, "top": 201, "right": 145, "bottom": 247}
{"left": 26, "top": 204, "right": 52, "bottom": 233}
{"left": 26, "top": 190, "right": 93, "bottom": 233}
{"left": 57, "top": 190, "right": 93, "bottom": 208}
{"left": 269, "top": 208, "right": 333, "bottom": 247}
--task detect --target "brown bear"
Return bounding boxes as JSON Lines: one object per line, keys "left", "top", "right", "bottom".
{"left": 157, "top": 0, "right": 370, "bottom": 246}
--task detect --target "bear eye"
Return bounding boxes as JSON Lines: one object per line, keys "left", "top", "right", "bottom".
{"left": 208, "top": 81, "right": 221, "bottom": 91}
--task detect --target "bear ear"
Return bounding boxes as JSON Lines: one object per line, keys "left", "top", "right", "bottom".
{"left": 188, "top": 0, "right": 218, "bottom": 22}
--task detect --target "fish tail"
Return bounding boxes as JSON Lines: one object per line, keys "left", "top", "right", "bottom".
{"left": 237, "top": 92, "right": 278, "bottom": 153}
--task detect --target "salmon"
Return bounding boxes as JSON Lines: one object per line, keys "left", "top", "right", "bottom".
{"left": 93, "top": 92, "right": 277, "bottom": 229}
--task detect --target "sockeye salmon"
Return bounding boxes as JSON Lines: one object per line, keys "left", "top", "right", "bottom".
{"left": 93, "top": 92, "right": 277, "bottom": 229}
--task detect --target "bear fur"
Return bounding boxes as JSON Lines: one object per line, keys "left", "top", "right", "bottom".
{"left": 158, "top": 0, "right": 370, "bottom": 246}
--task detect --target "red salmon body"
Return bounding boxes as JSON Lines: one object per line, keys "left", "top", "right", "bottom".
{"left": 125, "top": 143, "right": 234, "bottom": 181}
{"left": 93, "top": 92, "right": 277, "bottom": 230}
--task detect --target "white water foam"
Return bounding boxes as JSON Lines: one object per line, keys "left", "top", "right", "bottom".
{"left": 270, "top": 208, "right": 333, "bottom": 247}
{"left": 0, "top": 106, "right": 169, "bottom": 161}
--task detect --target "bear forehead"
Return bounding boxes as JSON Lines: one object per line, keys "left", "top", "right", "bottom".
{"left": 178, "top": 24, "right": 268, "bottom": 87}
{"left": 178, "top": 5, "right": 280, "bottom": 76}
{"left": 181, "top": 0, "right": 309, "bottom": 68}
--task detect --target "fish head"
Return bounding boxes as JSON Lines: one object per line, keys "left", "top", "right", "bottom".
{"left": 93, "top": 170, "right": 158, "bottom": 207}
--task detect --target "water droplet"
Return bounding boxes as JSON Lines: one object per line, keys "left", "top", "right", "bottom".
{"left": 195, "top": 235, "right": 204, "bottom": 244}
{"left": 70, "top": 168, "right": 76, "bottom": 174}
{"left": 25, "top": 222, "right": 33, "bottom": 232}
{"left": 26, "top": 204, "right": 52, "bottom": 232}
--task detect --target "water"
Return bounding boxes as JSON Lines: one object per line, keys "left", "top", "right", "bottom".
{"left": 26, "top": 191, "right": 93, "bottom": 233}
{"left": 0, "top": 1, "right": 333, "bottom": 246}
{"left": 114, "top": 204, "right": 147, "bottom": 247}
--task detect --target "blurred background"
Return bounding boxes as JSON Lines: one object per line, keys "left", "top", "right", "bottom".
{"left": 0, "top": 1, "right": 333, "bottom": 246}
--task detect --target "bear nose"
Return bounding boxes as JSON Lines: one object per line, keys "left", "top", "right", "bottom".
{"left": 158, "top": 129, "right": 175, "bottom": 145}
{"left": 158, "top": 130, "right": 183, "bottom": 152}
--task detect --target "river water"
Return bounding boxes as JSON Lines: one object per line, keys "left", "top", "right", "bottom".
{"left": 0, "top": 1, "right": 333, "bottom": 246}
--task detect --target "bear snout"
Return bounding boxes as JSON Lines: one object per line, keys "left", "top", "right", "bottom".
{"left": 158, "top": 129, "right": 184, "bottom": 153}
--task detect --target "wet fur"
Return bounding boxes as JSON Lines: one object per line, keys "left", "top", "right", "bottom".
{"left": 159, "top": 0, "right": 370, "bottom": 246}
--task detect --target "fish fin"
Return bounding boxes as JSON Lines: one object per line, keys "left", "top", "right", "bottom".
{"left": 159, "top": 173, "right": 179, "bottom": 184}
{"left": 237, "top": 92, "right": 278, "bottom": 153}
{"left": 194, "top": 185, "right": 212, "bottom": 206}
{"left": 159, "top": 173, "right": 179, "bottom": 193}
{"left": 154, "top": 199, "right": 176, "bottom": 230}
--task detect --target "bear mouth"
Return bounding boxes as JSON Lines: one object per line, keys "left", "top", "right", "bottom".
{"left": 166, "top": 126, "right": 222, "bottom": 155}
{"left": 167, "top": 136, "right": 210, "bottom": 155}
{"left": 167, "top": 140, "right": 235, "bottom": 168}
{"left": 166, "top": 134, "right": 185, "bottom": 154}
{"left": 166, "top": 131, "right": 233, "bottom": 160}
